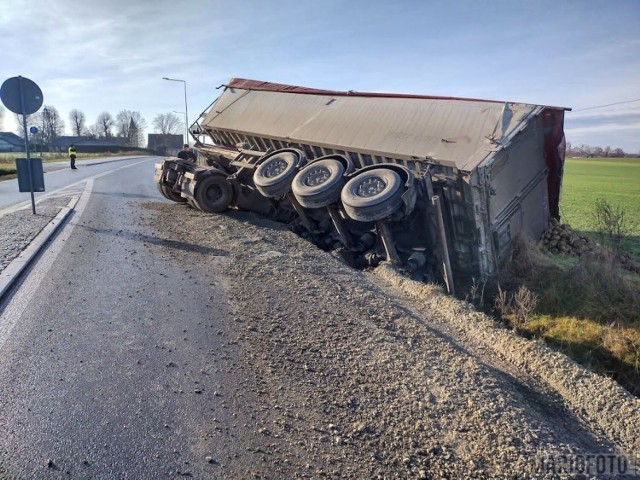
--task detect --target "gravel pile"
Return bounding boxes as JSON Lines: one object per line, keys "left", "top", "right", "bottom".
{"left": 0, "top": 196, "right": 72, "bottom": 273}
{"left": 146, "top": 202, "right": 639, "bottom": 478}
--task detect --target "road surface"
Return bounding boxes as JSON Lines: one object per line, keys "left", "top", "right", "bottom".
{"left": 0, "top": 158, "right": 263, "bottom": 478}
{"left": 0, "top": 156, "right": 148, "bottom": 212}
{"left": 0, "top": 157, "right": 636, "bottom": 478}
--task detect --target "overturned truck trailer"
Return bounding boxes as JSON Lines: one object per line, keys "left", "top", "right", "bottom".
{"left": 155, "top": 78, "right": 568, "bottom": 292}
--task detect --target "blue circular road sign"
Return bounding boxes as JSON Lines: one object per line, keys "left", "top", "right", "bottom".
{"left": 0, "top": 76, "right": 43, "bottom": 115}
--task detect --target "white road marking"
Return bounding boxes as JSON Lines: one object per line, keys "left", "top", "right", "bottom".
{"left": 0, "top": 179, "right": 93, "bottom": 351}
{"left": 0, "top": 157, "right": 151, "bottom": 351}
{"left": 0, "top": 158, "right": 152, "bottom": 217}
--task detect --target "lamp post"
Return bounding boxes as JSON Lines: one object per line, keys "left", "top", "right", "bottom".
{"left": 162, "top": 77, "right": 188, "bottom": 145}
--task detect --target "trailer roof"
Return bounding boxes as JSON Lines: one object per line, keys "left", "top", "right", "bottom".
{"left": 202, "top": 78, "right": 569, "bottom": 171}
{"left": 225, "top": 78, "right": 570, "bottom": 111}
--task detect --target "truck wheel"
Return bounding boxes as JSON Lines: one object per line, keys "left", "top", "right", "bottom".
{"left": 157, "top": 182, "right": 170, "bottom": 199}
{"left": 341, "top": 168, "right": 403, "bottom": 221}
{"left": 194, "top": 174, "right": 232, "bottom": 213}
{"left": 159, "top": 183, "right": 187, "bottom": 203}
{"left": 292, "top": 159, "right": 345, "bottom": 208}
{"left": 253, "top": 150, "right": 302, "bottom": 198}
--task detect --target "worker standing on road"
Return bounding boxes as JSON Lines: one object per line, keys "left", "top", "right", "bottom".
{"left": 68, "top": 144, "right": 77, "bottom": 170}
{"left": 177, "top": 144, "right": 196, "bottom": 163}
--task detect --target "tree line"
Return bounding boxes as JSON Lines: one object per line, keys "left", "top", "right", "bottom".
{"left": 6, "top": 105, "right": 183, "bottom": 149}
{"left": 565, "top": 142, "right": 631, "bottom": 158}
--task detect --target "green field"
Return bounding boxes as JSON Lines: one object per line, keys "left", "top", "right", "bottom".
{"left": 0, "top": 152, "right": 89, "bottom": 163}
{"left": 560, "top": 157, "right": 640, "bottom": 256}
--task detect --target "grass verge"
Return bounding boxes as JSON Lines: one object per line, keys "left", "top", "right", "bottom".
{"left": 0, "top": 152, "right": 146, "bottom": 182}
{"left": 0, "top": 164, "right": 17, "bottom": 181}
{"left": 0, "top": 151, "right": 144, "bottom": 164}
{"left": 488, "top": 238, "right": 640, "bottom": 396}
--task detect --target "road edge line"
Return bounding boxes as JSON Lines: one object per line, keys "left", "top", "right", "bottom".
{"left": 0, "top": 196, "right": 79, "bottom": 300}
{"left": 0, "top": 157, "right": 151, "bottom": 217}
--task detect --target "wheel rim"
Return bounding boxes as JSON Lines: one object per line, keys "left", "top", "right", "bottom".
{"left": 264, "top": 158, "right": 289, "bottom": 178}
{"left": 341, "top": 168, "right": 405, "bottom": 221}
{"left": 205, "top": 184, "right": 223, "bottom": 202}
{"left": 356, "top": 176, "right": 387, "bottom": 197}
{"left": 304, "top": 166, "right": 331, "bottom": 186}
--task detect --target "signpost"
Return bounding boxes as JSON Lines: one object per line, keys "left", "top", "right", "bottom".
{"left": 0, "top": 76, "right": 44, "bottom": 214}
{"left": 16, "top": 158, "right": 45, "bottom": 193}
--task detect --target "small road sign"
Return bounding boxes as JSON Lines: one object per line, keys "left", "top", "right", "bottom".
{"left": 16, "top": 158, "right": 45, "bottom": 193}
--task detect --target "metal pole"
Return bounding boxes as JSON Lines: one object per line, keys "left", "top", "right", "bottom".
{"left": 17, "top": 76, "right": 36, "bottom": 215}
{"left": 183, "top": 81, "right": 189, "bottom": 146}
{"left": 431, "top": 195, "right": 454, "bottom": 295}
{"left": 326, "top": 207, "right": 353, "bottom": 249}
{"left": 286, "top": 193, "right": 315, "bottom": 232}
{"left": 163, "top": 77, "right": 189, "bottom": 145}
{"left": 376, "top": 220, "right": 401, "bottom": 265}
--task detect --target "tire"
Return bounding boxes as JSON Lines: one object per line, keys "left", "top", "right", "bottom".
{"left": 253, "top": 150, "right": 303, "bottom": 198}
{"left": 193, "top": 174, "right": 232, "bottom": 213}
{"left": 157, "top": 181, "right": 170, "bottom": 199}
{"left": 292, "top": 159, "right": 345, "bottom": 209}
{"left": 159, "top": 183, "right": 187, "bottom": 203}
{"left": 156, "top": 161, "right": 187, "bottom": 203}
{"left": 341, "top": 168, "right": 404, "bottom": 221}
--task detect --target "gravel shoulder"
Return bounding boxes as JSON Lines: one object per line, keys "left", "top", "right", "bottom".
{"left": 144, "top": 201, "right": 639, "bottom": 478}
{"left": 0, "top": 196, "right": 73, "bottom": 274}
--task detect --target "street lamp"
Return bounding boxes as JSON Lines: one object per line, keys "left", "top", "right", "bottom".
{"left": 162, "top": 77, "right": 188, "bottom": 145}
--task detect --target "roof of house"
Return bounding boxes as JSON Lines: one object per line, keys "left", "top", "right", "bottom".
{"left": 148, "top": 134, "right": 183, "bottom": 149}
{"left": 0, "top": 132, "right": 24, "bottom": 146}
{"left": 203, "top": 78, "right": 570, "bottom": 171}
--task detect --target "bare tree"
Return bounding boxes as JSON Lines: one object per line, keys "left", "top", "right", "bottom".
{"left": 24, "top": 105, "right": 65, "bottom": 146}
{"left": 152, "top": 112, "right": 183, "bottom": 135}
{"left": 611, "top": 148, "right": 625, "bottom": 158}
{"left": 42, "top": 106, "right": 65, "bottom": 144}
{"left": 85, "top": 123, "right": 101, "bottom": 139}
{"left": 94, "top": 111, "right": 114, "bottom": 138}
{"left": 555, "top": 143, "right": 629, "bottom": 159}
{"left": 69, "top": 109, "right": 86, "bottom": 136}
{"left": 115, "top": 110, "right": 147, "bottom": 147}
{"left": 14, "top": 113, "right": 29, "bottom": 138}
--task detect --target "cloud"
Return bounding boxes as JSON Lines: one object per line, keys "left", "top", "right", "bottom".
{"left": 2, "top": 0, "right": 639, "bottom": 152}
{"left": 566, "top": 122, "right": 640, "bottom": 135}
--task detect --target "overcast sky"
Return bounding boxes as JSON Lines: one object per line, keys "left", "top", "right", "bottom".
{"left": 1, "top": 0, "right": 639, "bottom": 152}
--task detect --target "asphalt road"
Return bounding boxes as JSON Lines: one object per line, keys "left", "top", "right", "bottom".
{"left": 0, "top": 158, "right": 255, "bottom": 478}
{"left": 0, "top": 156, "right": 149, "bottom": 212}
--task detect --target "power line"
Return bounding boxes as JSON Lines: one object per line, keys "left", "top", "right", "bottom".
{"left": 572, "top": 98, "right": 640, "bottom": 112}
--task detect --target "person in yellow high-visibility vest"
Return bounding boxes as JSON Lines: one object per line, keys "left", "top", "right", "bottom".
{"left": 68, "top": 144, "right": 77, "bottom": 169}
